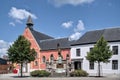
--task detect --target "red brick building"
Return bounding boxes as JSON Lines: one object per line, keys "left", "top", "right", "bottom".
{"left": 22, "top": 16, "right": 71, "bottom": 73}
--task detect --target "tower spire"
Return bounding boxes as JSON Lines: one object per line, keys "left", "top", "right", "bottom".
{"left": 26, "top": 15, "right": 34, "bottom": 29}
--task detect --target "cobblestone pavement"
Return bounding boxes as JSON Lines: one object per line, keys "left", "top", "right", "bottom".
{"left": 0, "top": 73, "right": 120, "bottom": 80}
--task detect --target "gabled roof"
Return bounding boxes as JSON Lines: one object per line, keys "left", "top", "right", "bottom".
{"left": 30, "top": 29, "right": 72, "bottom": 50}
{"left": 30, "top": 29, "right": 54, "bottom": 41}
{"left": 29, "top": 29, "right": 54, "bottom": 48}
{"left": 39, "top": 38, "right": 72, "bottom": 50}
{"left": 26, "top": 16, "right": 71, "bottom": 50}
{"left": 72, "top": 27, "right": 120, "bottom": 46}
{"left": 26, "top": 16, "right": 53, "bottom": 41}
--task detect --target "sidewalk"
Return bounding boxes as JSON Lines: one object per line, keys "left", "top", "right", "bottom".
{"left": 0, "top": 73, "right": 120, "bottom": 80}
{"left": 0, "top": 73, "right": 30, "bottom": 78}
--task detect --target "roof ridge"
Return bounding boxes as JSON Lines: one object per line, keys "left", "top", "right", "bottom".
{"left": 40, "top": 37, "right": 68, "bottom": 43}
{"left": 55, "top": 37, "right": 68, "bottom": 40}
{"left": 87, "top": 27, "right": 120, "bottom": 33}
{"left": 40, "top": 38, "right": 55, "bottom": 42}
{"left": 72, "top": 27, "right": 120, "bottom": 46}
{"left": 32, "top": 29, "right": 54, "bottom": 39}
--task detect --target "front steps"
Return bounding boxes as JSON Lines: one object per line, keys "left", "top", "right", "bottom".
{"left": 51, "top": 72, "right": 67, "bottom": 77}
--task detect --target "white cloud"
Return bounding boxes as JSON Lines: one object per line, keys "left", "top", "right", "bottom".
{"left": 0, "top": 40, "right": 13, "bottom": 58}
{"left": 62, "top": 21, "right": 73, "bottom": 28}
{"left": 69, "top": 20, "right": 85, "bottom": 41}
{"left": 69, "top": 32, "right": 81, "bottom": 41}
{"left": 9, "top": 22, "right": 15, "bottom": 26}
{"left": 9, "top": 7, "right": 37, "bottom": 20}
{"left": 74, "top": 20, "right": 85, "bottom": 32}
{"left": 8, "top": 7, "right": 37, "bottom": 26}
{"left": 15, "top": 19, "right": 23, "bottom": 24}
{"left": 0, "top": 48, "right": 8, "bottom": 58}
{"left": 0, "top": 40, "right": 10, "bottom": 48}
{"left": 49, "top": 0, "right": 95, "bottom": 7}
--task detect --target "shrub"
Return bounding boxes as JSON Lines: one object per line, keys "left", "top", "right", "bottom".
{"left": 30, "top": 70, "right": 51, "bottom": 77}
{"left": 70, "top": 69, "right": 88, "bottom": 77}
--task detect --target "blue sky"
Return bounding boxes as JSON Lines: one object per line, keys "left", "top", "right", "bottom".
{"left": 0, "top": 0, "right": 120, "bottom": 57}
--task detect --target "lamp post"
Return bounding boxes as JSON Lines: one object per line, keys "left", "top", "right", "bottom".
{"left": 50, "top": 54, "right": 54, "bottom": 77}
{"left": 46, "top": 59, "right": 49, "bottom": 71}
{"left": 66, "top": 54, "right": 69, "bottom": 77}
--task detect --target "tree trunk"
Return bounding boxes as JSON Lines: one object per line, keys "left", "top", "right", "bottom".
{"left": 98, "top": 61, "right": 101, "bottom": 77}
{"left": 20, "top": 62, "right": 23, "bottom": 77}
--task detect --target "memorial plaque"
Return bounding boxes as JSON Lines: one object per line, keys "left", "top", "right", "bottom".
{"left": 57, "top": 63, "right": 63, "bottom": 68}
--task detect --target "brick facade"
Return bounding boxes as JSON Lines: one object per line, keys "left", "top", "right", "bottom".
{"left": 23, "top": 27, "right": 41, "bottom": 70}
{"left": 23, "top": 27, "right": 71, "bottom": 71}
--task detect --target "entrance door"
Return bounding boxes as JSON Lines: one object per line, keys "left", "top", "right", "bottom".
{"left": 23, "top": 63, "right": 28, "bottom": 72}
{"left": 74, "top": 61, "right": 81, "bottom": 70}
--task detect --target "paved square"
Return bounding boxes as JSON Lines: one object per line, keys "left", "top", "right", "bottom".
{"left": 0, "top": 73, "right": 120, "bottom": 80}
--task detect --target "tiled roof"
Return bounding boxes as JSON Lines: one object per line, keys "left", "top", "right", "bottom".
{"left": 30, "top": 29, "right": 54, "bottom": 46}
{"left": 72, "top": 27, "right": 120, "bottom": 46}
{"left": 39, "top": 38, "right": 72, "bottom": 50}
{"left": 26, "top": 16, "right": 71, "bottom": 50}
{"left": 29, "top": 29, "right": 72, "bottom": 50}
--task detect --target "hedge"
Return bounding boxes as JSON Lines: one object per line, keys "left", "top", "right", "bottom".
{"left": 30, "top": 70, "right": 51, "bottom": 77}
{"left": 70, "top": 69, "right": 88, "bottom": 77}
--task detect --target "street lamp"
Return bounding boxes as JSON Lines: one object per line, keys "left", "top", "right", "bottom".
{"left": 50, "top": 54, "right": 54, "bottom": 76}
{"left": 46, "top": 59, "right": 49, "bottom": 71}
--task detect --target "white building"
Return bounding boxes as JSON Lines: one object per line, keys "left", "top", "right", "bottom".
{"left": 71, "top": 28, "right": 120, "bottom": 76}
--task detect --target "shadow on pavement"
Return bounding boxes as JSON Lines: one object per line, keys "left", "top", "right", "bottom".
{"left": 11, "top": 76, "right": 30, "bottom": 78}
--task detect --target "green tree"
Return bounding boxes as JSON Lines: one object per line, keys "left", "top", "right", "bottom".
{"left": 86, "top": 36, "right": 112, "bottom": 77}
{"left": 7, "top": 35, "right": 36, "bottom": 77}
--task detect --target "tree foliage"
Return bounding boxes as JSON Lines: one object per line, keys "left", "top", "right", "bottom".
{"left": 86, "top": 36, "right": 112, "bottom": 62}
{"left": 86, "top": 36, "right": 112, "bottom": 76}
{"left": 7, "top": 35, "right": 36, "bottom": 77}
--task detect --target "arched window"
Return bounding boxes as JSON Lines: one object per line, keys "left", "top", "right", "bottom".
{"left": 42, "top": 56, "right": 46, "bottom": 63}
{"left": 34, "top": 61, "right": 38, "bottom": 66}
{"left": 35, "top": 53, "right": 39, "bottom": 58}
